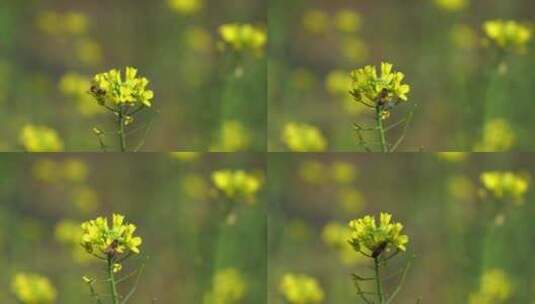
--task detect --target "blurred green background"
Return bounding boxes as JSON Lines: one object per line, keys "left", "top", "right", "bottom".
{"left": 268, "top": 0, "right": 535, "bottom": 151}
{"left": 268, "top": 153, "right": 535, "bottom": 303}
{"left": 0, "top": 153, "right": 266, "bottom": 303}
{"left": 0, "top": 0, "right": 266, "bottom": 151}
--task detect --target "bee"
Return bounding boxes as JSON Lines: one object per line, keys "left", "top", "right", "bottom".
{"left": 89, "top": 85, "right": 106, "bottom": 96}
{"left": 104, "top": 239, "right": 119, "bottom": 256}
{"left": 372, "top": 241, "right": 388, "bottom": 258}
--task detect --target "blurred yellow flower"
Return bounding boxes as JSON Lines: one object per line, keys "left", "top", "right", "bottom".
{"left": 203, "top": 268, "right": 247, "bottom": 304}
{"left": 32, "top": 159, "right": 61, "bottom": 183}
{"left": 181, "top": 173, "right": 209, "bottom": 200}
{"left": 184, "top": 26, "right": 212, "bottom": 52}
{"left": 325, "top": 70, "right": 352, "bottom": 96}
{"left": 434, "top": 0, "right": 469, "bottom": 12}
{"left": 330, "top": 161, "right": 357, "bottom": 184}
{"left": 170, "top": 152, "right": 200, "bottom": 161}
{"left": 281, "top": 122, "right": 327, "bottom": 152}
{"left": 168, "top": 0, "right": 203, "bottom": 15}
{"left": 337, "top": 188, "right": 365, "bottom": 214}
{"left": 474, "top": 119, "right": 515, "bottom": 152}
{"left": 218, "top": 23, "right": 266, "bottom": 55}
{"left": 62, "top": 159, "right": 89, "bottom": 182}
{"left": 210, "top": 120, "right": 251, "bottom": 152}
{"left": 450, "top": 24, "right": 478, "bottom": 50}
{"left": 279, "top": 273, "right": 325, "bottom": 304}
{"left": 480, "top": 171, "right": 529, "bottom": 203}
{"left": 20, "top": 125, "right": 64, "bottom": 152}
{"left": 436, "top": 152, "right": 468, "bottom": 162}
{"left": 302, "top": 10, "right": 329, "bottom": 34}
{"left": 484, "top": 20, "right": 532, "bottom": 54}
{"left": 37, "top": 11, "right": 88, "bottom": 36}
{"left": 298, "top": 161, "right": 327, "bottom": 184}
{"left": 340, "top": 37, "right": 369, "bottom": 63}
{"left": 75, "top": 38, "right": 103, "bottom": 66}
{"left": 322, "top": 222, "right": 364, "bottom": 265}
{"left": 212, "top": 170, "right": 262, "bottom": 202}
{"left": 71, "top": 185, "right": 99, "bottom": 213}
{"left": 59, "top": 72, "right": 104, "bottom": 117}
{"left": 448, "top": 175, "right": 475, "bottom": 202}
{"left": 334, "top": 10, "right": 361, "bottom": 33}
{"left": 469, "top": 269, "right": 512, "bottom": 304}
{"left": 11, "top": 273, "right": 57, "bottom": 304}
{"left": 55, "top": 220, "right": 83, "bottom": 244}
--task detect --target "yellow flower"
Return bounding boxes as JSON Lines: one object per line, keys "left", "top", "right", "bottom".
{"left": 330, "top": 161, "right": 357, "bottom": 184}
{"left": 348, "top": 212, "right": 409, "bottom": 257}
{"left": 450, "top": 24, "right": 478, "bottom": 50}
{"left": 334, "top": 10, "right": 361, "bottom": 33}
{"left": 350, "top": 62, "right": 410, "bottom": 110}
{"left": 90, "top": 67, "right": 154, "bottom": 108}
{"left": 281, "top": 122, "right": 327, "bottom": 152}
{"left": 11, "top": 273, "right": 57, "bottom": 304}
{"left": 210, "top": 120, "right": 251, "bottom": 152}
{"left": 36, "top": 11, "right": 88, "bottom": 36}
{"left": 434, "top": 0, "right": 469, "bottom": 12}
{"left": 484, "top": 20, "right": 533, "bottom": 54}
{"left": 168, "top": 0, "right": 203, "bottom": 15}
{"left": 75, "top": 38, "right": 103, "bottom": 66}
{"left": 340, "top": 37, "right": 368, "bottom": 63}
{"left": 20, "top": 124, "right": 64, "bottom": 152}
{"left": 279, "top": 273, "right": 324, "bottom": 304}
{"left": 212, "top": 170, "right": 262, "bottom": 201}
{"left": 469, "top": 269, "right": 512, "bottom": 304}
{"left": 298, "top": 161, "right": 327, "bottom": 184}
{"left": 302, "top": 10, "right": 329, "bottom": 34}
{"left": 474, "top": 119, "right": 515, "bottom": 152}
{"left": 218, "top": 23, "right": 266, "bottom": 55}
{"left": 203, "top": 268, "right": 247, "bottom": 304}
{"left": 81, "top": 214, "right": 142, "bottom": 257}
{"left": 480, "top": 171, "right": 529, "bottom": 203}
{"left": 325, "top": 70, "right": 352, "bottom": 96}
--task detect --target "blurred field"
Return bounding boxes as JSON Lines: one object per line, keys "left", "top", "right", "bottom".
{"left": 0, "top": 0, "right": 266, "bottom": 151}
{"left": 268, "top": 0, "right": 535, "bottom": 151}
{"left": 268, "top": 153, "right": 535, "bottom": 303}
{"left": 0, "top": 153, "right": 266, "bottom": 302}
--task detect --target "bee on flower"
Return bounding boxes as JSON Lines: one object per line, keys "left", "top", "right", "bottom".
{"left": 89, "top": 67, "right": 155, "bottom": 151}
{"left": 350, "top": 62, "right": 413, "bottom": 152}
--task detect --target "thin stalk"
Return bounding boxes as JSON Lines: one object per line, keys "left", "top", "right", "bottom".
{"left": 374, "top": 257, "right": 385, "bottom": 304}
{"left": 108, "top": 257, "right": 120, "bottom": 304}
{"left": 118, "top": 110, "right": 127, "bottom": 152}
{"left": 376, "top": 106, "right": 388, "bottom": 152}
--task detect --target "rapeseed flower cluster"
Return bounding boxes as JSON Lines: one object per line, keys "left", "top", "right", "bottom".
{"left": 469, "top": 269, "right": 512, "bottom": 304}
{"left": 348, "top": 213, "right": 409, "bottom": 257}
{"left": 480, "top": 171, "right": 529, "bottom": 203}
{"left": 19, "top": 125, "right": 64, "bottom": 152}
{"left": 218, "top": 23, "right": 267, "bottom": 55}
{"left": 203, "top": 268, "right": 247, "bottom": 304}
{"left": 282, "top": 123, "right": 327, "bottom": 152}
{"left": 11, "top": 273, "right": 57, "bottom": 304}
{"left": 81, "top": 214, "right": 142, "bottom": 258}
{"left": 168, "top": 0, "right": 203, "bottom": 15}
{"left": 90, "top": 67, "right": 154, "bottom": 108}
{"left": 279, "top": 273, "right": 325, "bottom": 304}
{"left": 434, "top": 0, "right": 469, "bottom": 12}
{"left": 474, "top": 119, "right": 515, "bottom": 152}
{"left": 484, "top": 20, "right": 532, "bottom": 54}
{"left": 350, "top": 62, "right": 410, "bottom": 118}
{"left": 212, "top": 170, "right": 262, "bottom": 202}
{"left": 210, "top": 120, "right": 251, "bottom": 152}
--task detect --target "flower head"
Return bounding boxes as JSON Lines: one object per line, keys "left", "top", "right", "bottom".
{"left": 348, "top": 212, "right": 409, "bottom": 257}
{"left": 469, "top": 269, "right": 512, "bottom": 304}
{"left": 203, "top": 268, "right": 247, "bottom": 304}
{"left": 480, "top": 171, "right": 529, "bottom": 203}
{"left": 474, "top": 118, "right": 515, "bottom": 152}
{"left": 350, "top": 62, "right": 410, "bottom": 110}
{"left": 279, "top": 273, "right": 325, "bottom": 304}
{"left": 212, "top": 170, "right": 262, "bottom": 202}
{"left": 483, "top": 20, "right": 532, "bottom": 54}
{"left": 90, "top": 67, "right": 154, "bottom": 108}
{"left": 81, "top": 214, "right": 142, "bottom": 257}
{"left": 282, "top": 122, "right": 327, "bottom": 152}
{"left": 20, "top": 124, "right": 64, "bottom": 152}
{"left": 218, "top": 23, "right": 266, "bottom": 55}
{"left": 11, "top": 272, "right": 57, "bottom": 304}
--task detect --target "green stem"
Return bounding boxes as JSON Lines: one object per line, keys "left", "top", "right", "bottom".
{"left": 376, "top": 106, "right": 388, "bottom": 152}
{"left": 108, "top": 257, "right": 120, "bottom": 304}
{"left": 118, "top": 110, "right": 126, "bottom": 152}
{"left": 374, "top": 257, "right": 385, "bottom": 304}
